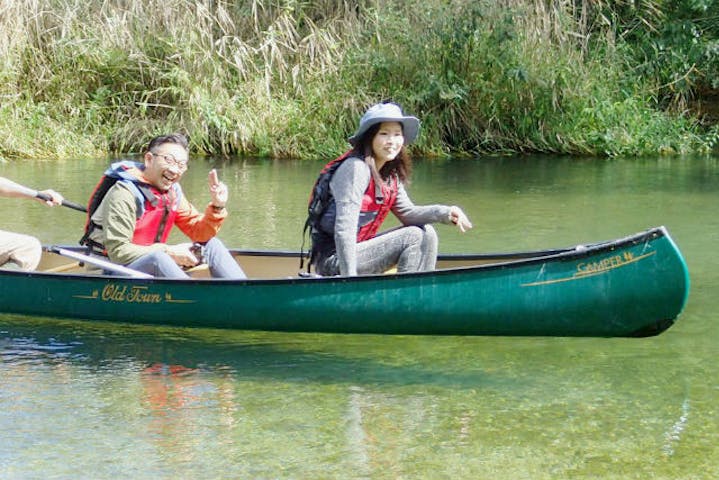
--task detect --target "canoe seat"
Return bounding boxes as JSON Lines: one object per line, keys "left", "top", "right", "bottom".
{"left": 44, "top": 261, "right": 82, "bottom": 273}
{"left": 186, "top": 263, "right": 211, "bottom": 278}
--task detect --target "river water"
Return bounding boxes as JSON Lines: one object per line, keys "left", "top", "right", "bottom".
{"left": 1, "top": 155, "right": 717, "bottom": 479}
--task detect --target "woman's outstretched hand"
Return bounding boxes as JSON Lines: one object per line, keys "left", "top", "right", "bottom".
{"left": 449, "top": 206, "right": 473, "bottom": 233}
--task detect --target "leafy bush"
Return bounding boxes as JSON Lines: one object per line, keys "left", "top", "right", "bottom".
{"left": 0, "top": 0, "right": 715, "bottom": 159}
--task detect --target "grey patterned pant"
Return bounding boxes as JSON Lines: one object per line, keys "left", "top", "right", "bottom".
{"left": 316, "top": 224, "right": 438, "bottom": 276}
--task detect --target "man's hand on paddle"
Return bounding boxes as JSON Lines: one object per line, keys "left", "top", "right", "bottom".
{"left": 35, "top": 189, "right": 64, "bottom": 207}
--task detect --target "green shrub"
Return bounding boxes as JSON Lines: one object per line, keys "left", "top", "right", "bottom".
{"left": 0, "top": 0, "right": 715, "bottom": 159}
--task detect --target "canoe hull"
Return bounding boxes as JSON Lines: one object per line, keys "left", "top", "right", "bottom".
{"left": 0, "top": 227, "right": 689, "bottom": 337}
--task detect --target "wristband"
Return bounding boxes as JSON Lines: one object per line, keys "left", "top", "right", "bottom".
{"left": 211, "top": 204, "right": 226, "bottom": 212}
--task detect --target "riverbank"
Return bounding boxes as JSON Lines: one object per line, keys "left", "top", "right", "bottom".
{"left": 1, "top": 0, "right": 717, "bottom": 160}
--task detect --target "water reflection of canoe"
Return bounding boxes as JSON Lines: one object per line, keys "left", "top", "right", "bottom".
{"left": 1, "top": 226, "right": 688, "bottom": 337}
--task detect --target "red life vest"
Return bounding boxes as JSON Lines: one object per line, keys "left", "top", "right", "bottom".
{"left": 302, "top": 153, "right": 400, "bottom": 272}
{"left": 356, "top": 171, "right": 398, "bottom": 241}
{"left": 81, "top": 161, "right": 183, "bottom": 252}
{"left": 310, "top": 154, "right": 399, "bottom": 242}
{"left": 132, "top": 185, "right": 181, "bottom": 245}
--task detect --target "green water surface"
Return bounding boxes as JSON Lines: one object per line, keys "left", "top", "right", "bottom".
{"left": 0, "top": 155, "right": 717, "bottom": 479}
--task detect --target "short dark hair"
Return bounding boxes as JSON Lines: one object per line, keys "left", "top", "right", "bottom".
{"left": 146, "top": 133, "right": 189, "bottom": 153}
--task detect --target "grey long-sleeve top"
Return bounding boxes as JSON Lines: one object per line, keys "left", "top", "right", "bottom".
{"left": 330, "top": 156, "right": 454, "bottom": 276}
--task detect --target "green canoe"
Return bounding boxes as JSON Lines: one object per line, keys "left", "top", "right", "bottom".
{"left": 0, "top": 226, "right": 689, "bottom": 337}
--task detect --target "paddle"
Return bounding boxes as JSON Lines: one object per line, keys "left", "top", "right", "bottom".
{"left": 49, "top": 246, "right": 154, "bottom": 279}
{"left": 35, "top": 192, "right": 87, "bottom": 212}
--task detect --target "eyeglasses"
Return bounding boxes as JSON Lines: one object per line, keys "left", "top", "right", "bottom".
{"left": 151, "top": 152, "right": 189, "bottom": 171}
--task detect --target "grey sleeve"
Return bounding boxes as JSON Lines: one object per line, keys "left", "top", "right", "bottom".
{"left": 392, "top": 182, "right": 453, "bottom": 226}
{"left": 330, "top": 157, "right": 370, "bottom": 276}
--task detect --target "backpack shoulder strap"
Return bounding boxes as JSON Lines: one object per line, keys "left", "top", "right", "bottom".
{"left": 79, "top": 161, "right": 152, "bottom": 248}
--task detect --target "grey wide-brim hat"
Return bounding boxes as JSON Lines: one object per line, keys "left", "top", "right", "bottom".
{"left": 348, "top": 102, "right": 420, "bottom": 146}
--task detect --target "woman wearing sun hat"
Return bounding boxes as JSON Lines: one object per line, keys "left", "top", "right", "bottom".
{"left": 308, "top": 101, "right": 472, "bottom": 276}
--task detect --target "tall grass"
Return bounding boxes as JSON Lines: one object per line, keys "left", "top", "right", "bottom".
{"left": 0, "top": 0, "right": 715, "bottom": 160}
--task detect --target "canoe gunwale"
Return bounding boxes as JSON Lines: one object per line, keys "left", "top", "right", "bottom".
{"left": 32, "top": 225, "right": 671, "bottom": 286}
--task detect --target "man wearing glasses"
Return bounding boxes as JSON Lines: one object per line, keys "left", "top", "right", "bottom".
{"left": 83, "top": 133, "right": 246, "bottom": 278}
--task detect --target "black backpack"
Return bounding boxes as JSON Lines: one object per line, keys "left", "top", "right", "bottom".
{"left": 300, "top": 151, "right": 353, "bottom": 271}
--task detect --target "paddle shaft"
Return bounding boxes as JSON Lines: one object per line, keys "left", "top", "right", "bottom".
{"left": 35, "top": 192, "right": 87, "bottom": 212}
{"left": 50, "top": 247, "right": 154, "bottom": 279}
